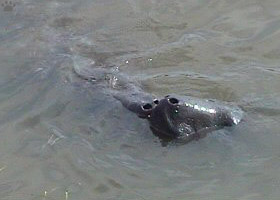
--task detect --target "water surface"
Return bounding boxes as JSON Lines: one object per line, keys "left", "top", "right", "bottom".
{"left": 0, "top": 0, "right": 280, "bottom": 199}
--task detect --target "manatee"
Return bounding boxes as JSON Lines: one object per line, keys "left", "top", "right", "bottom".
{"left": 73, "top": 58, "right": 243, "bottom": 143}
{"left": 115, "top": 93, "right": 243, "bottom": 142}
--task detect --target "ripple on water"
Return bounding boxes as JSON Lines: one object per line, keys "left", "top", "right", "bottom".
{"left": 1, "top": 0, "right": 280, "bottom": 199}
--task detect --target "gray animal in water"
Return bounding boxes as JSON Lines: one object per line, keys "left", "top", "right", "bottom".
{"left": 73, "top": 58, "right": 243, "bottom": 142}
{"left": 115, "top": 93, "right": 243, "bottom": 142}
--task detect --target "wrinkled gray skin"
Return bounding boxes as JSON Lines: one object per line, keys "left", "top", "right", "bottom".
{"left": 73, "top": 63, "right": 243, "bottom": 142}
{"left": 115, "top": 93, "right": 243, "bottom": 142}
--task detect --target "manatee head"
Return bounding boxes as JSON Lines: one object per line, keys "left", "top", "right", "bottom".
{"left": 116, "top": 93, "right": 243, "bottom": 141}
{"left": 146, "top": 95, "right": 242, "bottom": 139}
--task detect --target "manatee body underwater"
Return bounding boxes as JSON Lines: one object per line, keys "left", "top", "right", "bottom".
{"left": 73, "top": 63, "right": 243, "bottom": 143}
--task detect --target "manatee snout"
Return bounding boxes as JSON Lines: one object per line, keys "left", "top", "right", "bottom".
{"left": 128, "top": 98, "right": 159, "bottom": 119}
{"left": 115, "top": 93, "right": 243, "bottom": 141}
{"left": 147, "top": 96, "right": 185, "bottom": 138}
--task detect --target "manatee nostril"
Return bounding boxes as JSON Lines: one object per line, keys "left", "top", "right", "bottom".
{"left": 153, "top": 99, "right": 159, "bottom": 104}
{"left": 142, "top": 103, "right": 153, "bottom": 110}
{"left": 168, "top": 97, "right": 179, "bottom": 104}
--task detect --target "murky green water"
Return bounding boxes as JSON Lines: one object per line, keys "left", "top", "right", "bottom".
{"left": 0, "top": 0, "right": 280, "bottom": 199}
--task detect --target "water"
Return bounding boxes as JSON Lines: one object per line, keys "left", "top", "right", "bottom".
{"left": 0, "top": 0, "right": 280, "bottom": 199}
